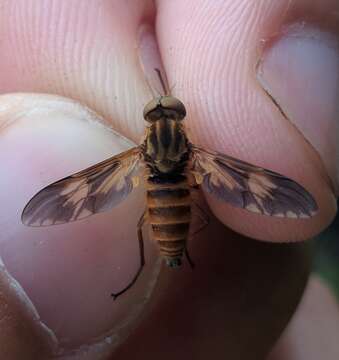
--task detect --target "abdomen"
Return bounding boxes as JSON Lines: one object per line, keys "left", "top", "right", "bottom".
{"left": 146, "top": 177, "right": 191, "bottom": 267}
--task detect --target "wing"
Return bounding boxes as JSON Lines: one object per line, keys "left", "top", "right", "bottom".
{"left": 22, "top": 147, "right": 142, "bottom": 226}
{"left": 190, "top": 145, "right": 318, "bottom": 218}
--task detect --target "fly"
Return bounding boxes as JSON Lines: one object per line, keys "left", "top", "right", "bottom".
{"left": 21, "top": 70, "right": 318, "bottom": 299}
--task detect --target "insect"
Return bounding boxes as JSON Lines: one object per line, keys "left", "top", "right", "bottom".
{"left": 21, "top": 71, "right": 318, "bottom": 299}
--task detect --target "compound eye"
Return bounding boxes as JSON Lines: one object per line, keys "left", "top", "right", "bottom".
{"left": 160, "top": 96, "right": 186, "bottom": 120}
{"left": 143, "top": 98, "right": 160, "bottom": 123}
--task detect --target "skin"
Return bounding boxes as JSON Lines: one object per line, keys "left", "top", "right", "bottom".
{"left": 0, "top": 0, "right": 337, "bottom": 359}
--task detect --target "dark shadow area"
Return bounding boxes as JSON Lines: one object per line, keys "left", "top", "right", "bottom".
{"left": 313, "top": 200, "right": 339, "bottom": 298}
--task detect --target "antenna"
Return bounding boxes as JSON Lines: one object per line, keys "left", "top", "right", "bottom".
{"left": 154, "top": 68, "right": 170, "bottom": 95}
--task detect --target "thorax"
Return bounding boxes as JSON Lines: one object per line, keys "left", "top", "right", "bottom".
{"left": 143, "top": 119, "right": 189, "bottom": 176}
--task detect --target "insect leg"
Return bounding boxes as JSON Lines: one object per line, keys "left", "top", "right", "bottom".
{"left": 184, "top": 200, "right": 210, "bottom": 270}
{"left": 111, "top": 210, "right": 146, "bottom": 300}
{"left": 190, "top": 200, "right": 210, "bottom": 237}
{"left": 184, "top": 247, "right": 195, "bottom": 269}
{"left": 187, "top": 174, "right": 209, "bottom": 235}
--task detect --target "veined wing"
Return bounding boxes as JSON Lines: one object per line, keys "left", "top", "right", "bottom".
{"left": 22, "top": 147, "right": 142, "bottom": 226}
{"left": 190, "top": 145, "right": 318, "bottom": 218}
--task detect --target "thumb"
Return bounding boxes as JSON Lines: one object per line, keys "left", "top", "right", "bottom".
{"left": 0, "top": 93, "right": 160, "bottom": 356}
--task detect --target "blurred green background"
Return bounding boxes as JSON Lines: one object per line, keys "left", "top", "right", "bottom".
{"left": 313, "top": 201, "right": 339, "bottom": 298}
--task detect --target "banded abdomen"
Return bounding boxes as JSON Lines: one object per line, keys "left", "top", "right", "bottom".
{"left": 146, "top": 178, "right": 191, "bottom": 267}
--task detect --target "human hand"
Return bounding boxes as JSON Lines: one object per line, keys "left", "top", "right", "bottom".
{"left": 0, "top": 0, "right": 337, "bottom": 359}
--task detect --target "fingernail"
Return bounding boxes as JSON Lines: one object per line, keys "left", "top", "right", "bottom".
{"left": 257, "top": 24, "right": 339, "bottom": 192}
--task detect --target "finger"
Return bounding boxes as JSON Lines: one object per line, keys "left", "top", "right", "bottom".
{"left": 112, "top": 205, "right": 311, "bottom": 360}
{"left": 0, "top": 94, "right": 160, "bottom": 356}
{"left": 156, "top": 0, "right": 338, "bottom": 241}
{"left": 0, "top": 0, "right": 154, "bottom": 142}
{"left": 268, "top": 276, "right": 339, "bottom": 360}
